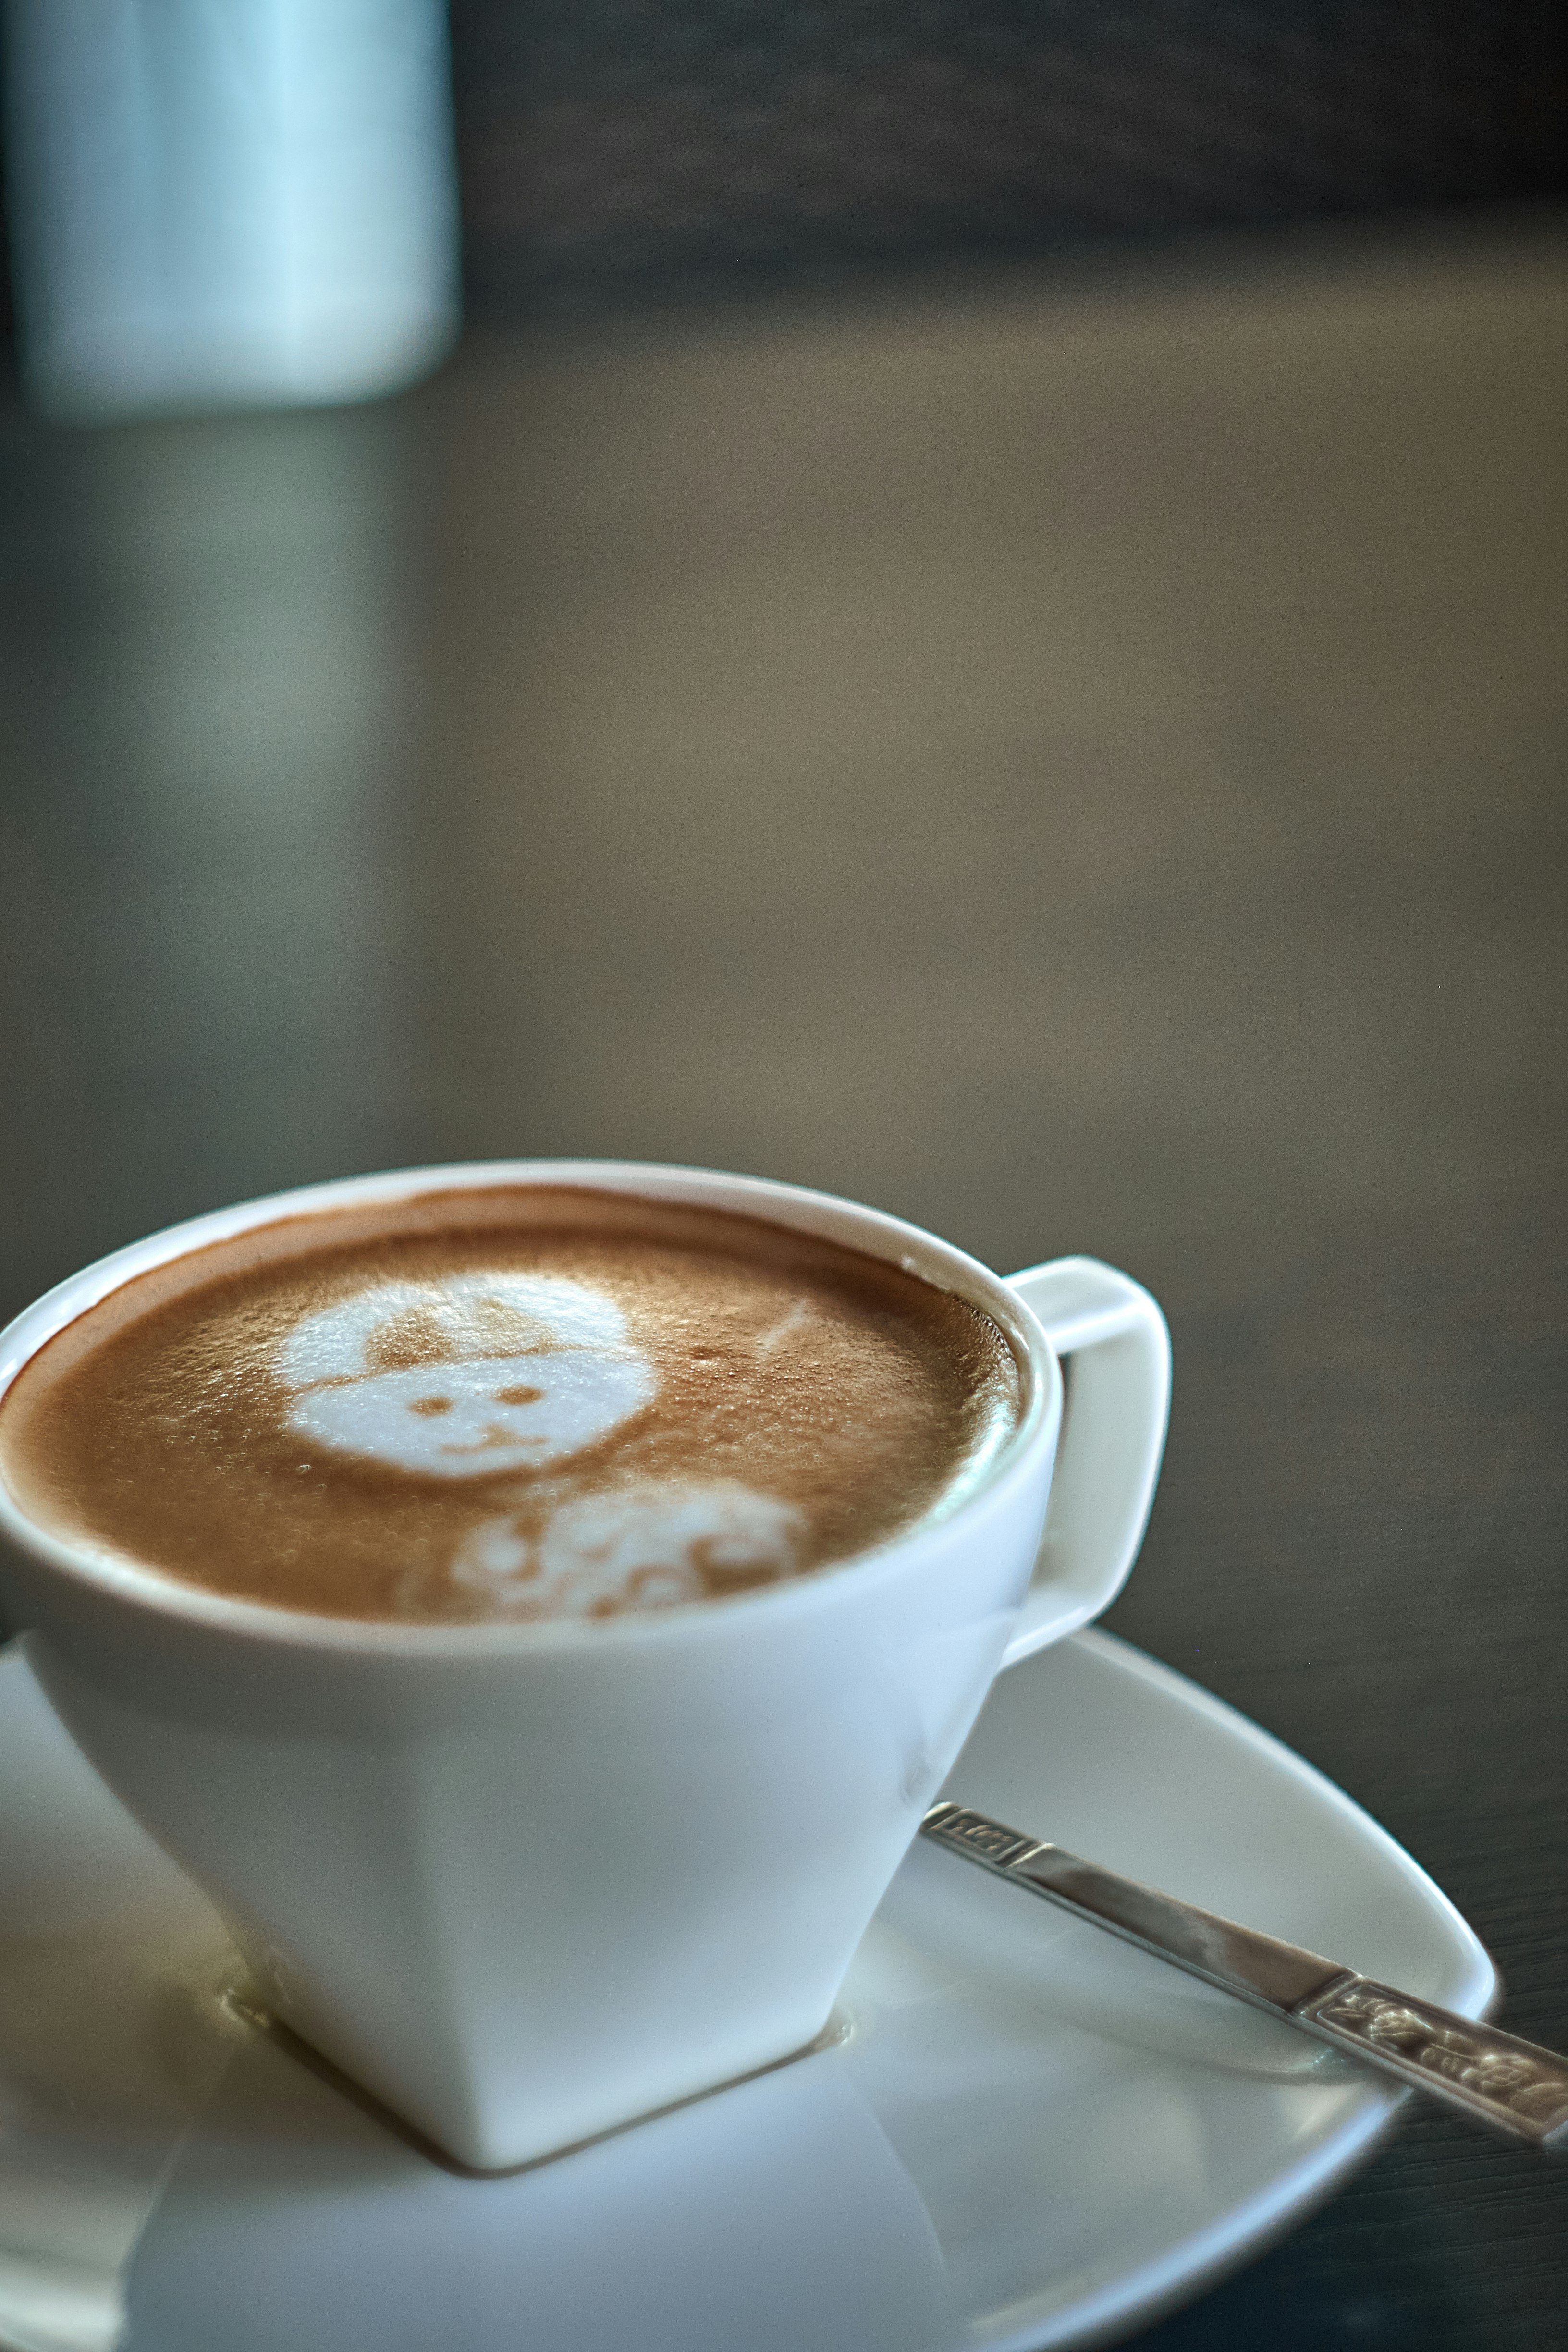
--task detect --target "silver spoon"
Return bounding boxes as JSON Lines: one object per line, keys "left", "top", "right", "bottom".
{"left": 921, "top": 1801, "right": 1568, "bottom": 2150}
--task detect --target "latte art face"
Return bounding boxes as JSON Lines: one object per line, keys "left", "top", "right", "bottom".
{"left": 0, "top": 1188, "right": 1024, "bottom": 1626}
{"left": 280, "top": 1277, "right": 658, "bottom": 1480}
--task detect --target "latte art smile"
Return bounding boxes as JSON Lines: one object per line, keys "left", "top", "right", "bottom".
{"left": 0, "top": 1187, "right": 1024, "bottom": 1625}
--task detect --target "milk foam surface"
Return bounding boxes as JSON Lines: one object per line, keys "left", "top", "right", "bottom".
{"left": 0, "top": 1188, "right": 1024, "bottom": 1624}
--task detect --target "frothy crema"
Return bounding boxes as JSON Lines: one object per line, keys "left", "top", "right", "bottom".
{"left": 0, "top": 1188, "right": 1024, "bottom": 1625}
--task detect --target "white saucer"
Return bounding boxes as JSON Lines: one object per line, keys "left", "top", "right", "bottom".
{"left": 0, "top": 1629, "right": 1493, "bottom": 2352}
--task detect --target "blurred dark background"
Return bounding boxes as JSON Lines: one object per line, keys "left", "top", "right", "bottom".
{"left": 1, "top": 6, "right": 1566, "bottom": 2349}
{"left": 2, "top": 0, "right": 1567, "bottom": 346}
{"left": 448, "top": 0, "right": 1568, "bottom": 319}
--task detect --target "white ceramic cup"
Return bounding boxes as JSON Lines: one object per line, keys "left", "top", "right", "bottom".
{"left": 0, "top": 1162, "right": 1170, "bottom": 2170}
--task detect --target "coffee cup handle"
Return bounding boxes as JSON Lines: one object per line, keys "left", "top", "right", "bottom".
{"left": 1000, "top": 1257, "right": 1171, "bottom": 1668}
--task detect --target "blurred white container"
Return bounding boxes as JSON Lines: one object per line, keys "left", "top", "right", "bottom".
{"left": 3, "top": 0, "right": 460, "bottom": 420}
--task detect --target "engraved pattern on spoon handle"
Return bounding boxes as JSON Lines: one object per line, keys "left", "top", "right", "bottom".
{"left": 1294, "top": 1979, "right": 1568, "bottom": 2149}
{"left": 920, "top": 1801, "right": 1568, "bottom": 2151}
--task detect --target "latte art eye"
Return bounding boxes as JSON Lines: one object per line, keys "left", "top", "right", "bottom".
{"left": 493, "top": 1384, "right": 544, "bottom": 1407}
{"left": 410, "top": 1396, "right": 453, "bottom": 1416}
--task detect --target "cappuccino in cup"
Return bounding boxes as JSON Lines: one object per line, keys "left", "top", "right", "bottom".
{"left": 0, "top": 1162, "right": 1167, "bottom": 2170}
{"left": 0, "top": 1187, "right": 1023, "bottom": 1626}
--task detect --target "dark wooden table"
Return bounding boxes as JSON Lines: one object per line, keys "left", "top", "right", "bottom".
{"left": 2, "top": 219, "right": 1565, "bottom": 2347}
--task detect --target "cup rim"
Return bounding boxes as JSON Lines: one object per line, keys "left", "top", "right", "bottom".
{"left": 0, "top": 1160, "right": 1060, "bottom": 1655}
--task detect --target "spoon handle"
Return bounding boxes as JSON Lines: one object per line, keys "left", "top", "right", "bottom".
{"left": 920, "top": 1801, "right": 1568, "bottom": 2150}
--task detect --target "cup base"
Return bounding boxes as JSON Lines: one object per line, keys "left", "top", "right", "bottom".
{"left": 222, "top": 1985, "right": 854, "bottom": 2176}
